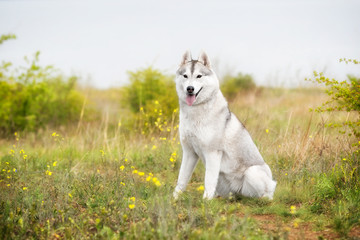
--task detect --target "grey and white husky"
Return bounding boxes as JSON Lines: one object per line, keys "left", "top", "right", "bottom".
{"left": 173, "top": 51, "right": 276, "bottom": 200}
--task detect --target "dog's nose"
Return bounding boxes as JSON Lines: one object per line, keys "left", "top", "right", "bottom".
{"left": 187, "top": 86, "right": 194, "bottom": 94}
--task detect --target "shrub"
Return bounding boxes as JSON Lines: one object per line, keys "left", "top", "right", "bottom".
{"left": 220, "top": 73, "right": 256, "bottom": 99}
{"left": 121, "top": 67, "right": 179, "bottom": 132}
{"left": 0, "top": 36, "right": 86, "bottom": 136}
{"left": 308, "top": 58, "right": 360, "bottom": 236}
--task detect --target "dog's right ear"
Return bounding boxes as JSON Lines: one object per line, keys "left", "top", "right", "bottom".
{"left": 180, "top": 51, "right": 192, "bottom": 66}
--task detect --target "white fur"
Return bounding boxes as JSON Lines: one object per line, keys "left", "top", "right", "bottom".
{"left": 173, "top": 51, "right": 276, "bottom": 200}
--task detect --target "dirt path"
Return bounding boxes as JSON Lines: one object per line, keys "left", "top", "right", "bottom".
{"left": 246, "top": 214, "right": 360, "bottom": 239}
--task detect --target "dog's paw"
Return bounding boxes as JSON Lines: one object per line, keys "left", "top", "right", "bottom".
{"left": 203, "top": 191, "right": 215, "bottom": 200}
{"left": 173, "top": 187, "right": 182, "bottom": 200}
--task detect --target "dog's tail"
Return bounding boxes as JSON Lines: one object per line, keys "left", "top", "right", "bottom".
{"left": 240, "top": 164, "right": 276, "bottom": 200}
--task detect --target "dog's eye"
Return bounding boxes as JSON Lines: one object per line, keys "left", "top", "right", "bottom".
{"left": 196, "top": 75, "right": 202, "bottom": 78}
{"left": 183, "top": 74, "right": 188, "bottom": 78}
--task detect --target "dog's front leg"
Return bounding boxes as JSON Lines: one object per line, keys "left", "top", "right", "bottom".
{"left": 203, "top": 151, "right": 222, "bottom": 200}
{"left": 173, "top": 145, "right": 199, "bottom": 199}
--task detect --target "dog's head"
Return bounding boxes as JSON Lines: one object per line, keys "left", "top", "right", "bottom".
{"left": 175, "top": 51, "right": 219, "bottom": 106}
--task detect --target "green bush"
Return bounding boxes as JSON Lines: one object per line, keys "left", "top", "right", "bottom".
{"left": 0, "top": 36, "right": 86, "bottom": 136}
{"left": 121, "top": 67, "right": 179, "bottom": 133}
{"left": 220, "top": 73, "right": 256, "bottom": 99}
{"left": 308, "top": 58, "right": 360, "bottom": 237}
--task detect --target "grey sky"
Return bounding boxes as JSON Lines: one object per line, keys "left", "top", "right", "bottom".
{"left": 0, "top": 0, "right": 359, "bottom": 88}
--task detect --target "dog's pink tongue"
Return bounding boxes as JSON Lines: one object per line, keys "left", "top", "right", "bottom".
{"left": 186, "top": 95, "right": 196, "bottom": 106}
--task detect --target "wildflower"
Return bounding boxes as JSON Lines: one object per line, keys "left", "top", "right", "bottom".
{"left": 23, "top": 155, "right": 27, "bottom": 160}
{"left": 149, "top": 173, "right": 153, "bottom": 177}
{"left": 129, "top": 204, "right": 135, "bottom": 209}
{"left": 146, "top": 176, "right": 152, "bottom": 182}
{"left": 13, "top": 168, "right": 16, "bottom": 172}
{"left": 130, "top": 197, "right": 135, "bottom": 202}
{"left": 154, "top": 180, "right": 161, "bottom": 187}
{"left": 100, "top": 150, "right": 105, "bottom": 157}
{"left": 152, "top": 145, "right": 157, "bottom": 150}
{"left": 266, "top": 129, "right": 269, "bottom": 133}
{"left": 124, "top": 158, "right": 128, "bottom": 162}
{"left": 68, "top": 193, "right": 73, "bottom": 198}
{"left": 140, "top": 107, "right": 144, "bottom": 112}
{"left": 7, "top": 184, "right": 10, "bottom": 187}
{"left": 154, "top": 100, "right": 159, "bottom": 105}
{"left": 123, "top": 214, "right": 128, "bottom": 220}
{"left": 52, "top": 132, "right": 57, "bottom": 137}
{"left": 290, "top": 205, "right": 296, "bottom": 214}
{"left": 53, "top": 161, "right": 57, "bottom": 167}
{"left": 120, "top": 165, "right": 125, "bottom": 171}
{"left": 118, "top": 121, "right": 122, "bottom": 127}
{"left": 197, "top": 185, "right": 205, "bottom": 191}
{"left": 120, "top": 182, "right": 125, "bottom": 186}
{"left": 138, "top": 172, "right": 145, "bottom": 176}
{"left": 342, "top": 158, "right": 347, "bottom": 161}
{"left": 20, "top": 149, "right": 25, "bottom": 154}
{"left": 132, "top": 170, "right": 138, "bottom": 174}
{"left": 23, "top": 187, "right": 27, "bottom": 190}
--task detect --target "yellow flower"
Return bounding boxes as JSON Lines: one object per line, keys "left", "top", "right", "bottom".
{"left": 138, "top": 172, "right": 144, "bottom": 176}
{"left": 132, "top": 170, "right": 138, "bottom": 174}
{"left": 146, "top": 176, "right": 152, "bottom": 182}
{"left": 53, "top": 161, "right": 57, "bottom": 167}
{"left": 197, "top": 185, "right": 205, "bottom": 191}
{"left": 154, "top": 100, "right": 159, "bottom": 105}
{"left": 23, "top": 187, "right": 27, "bottom": 190}
{"left": 155, "top": 181, "right": 161, "bottom": 187}
{"left": 68, "top": 193, "right": 73, "bottom": 198}
{"left": 152, "top": 145, "right": 157, "bottom": 150}
{"left": 290, "top": 205, "right": 296, "bottom": 214}
{"left": 23, "top": 155, "right": 27, "bottom": 160}
{"left": 149, "top": 173, "right": 153, "bottom": 177}
{"left": 128, "top": 204, "right": 135, "bottom": 209}
{"left": 124, "top": 158, "right": 128, "bottom": 162}
{"left": 265, "top": 129, "right": 269, "bottom": 133}
{"left": 120, "top": 182, "right": 125, "bottom": 186}
{"left": 120, "top": 165, "right": 125, "bottom": 171}
{"left": 118, "top": 121, "right": 122, "bottom": 127}
{"left": 19, "top": 149, "right": 25, "bottom": 154}
{"left": 52, "top": 132, "right": 56, "bottom": 137}
{"left": 130, "top": 197, "right": 135, "bottom": 202}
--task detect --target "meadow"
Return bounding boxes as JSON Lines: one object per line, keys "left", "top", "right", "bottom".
{"left": 1, "top": 85, "right": 359, "bottom": 239}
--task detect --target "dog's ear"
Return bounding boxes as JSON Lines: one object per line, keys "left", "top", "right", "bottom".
{"left": 180, "top": 51, "right": 192, "bottom": 66}
{"left": 198, "top": 51, "right": 211, "bottom": 68}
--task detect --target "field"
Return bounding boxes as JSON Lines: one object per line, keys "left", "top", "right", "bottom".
{"left": 1, "top": 87, "right": 359, "bottom": 239}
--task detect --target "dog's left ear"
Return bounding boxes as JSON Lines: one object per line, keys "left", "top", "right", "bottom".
{"left": 198, "top": 51, "right": 211, "bottom": 68}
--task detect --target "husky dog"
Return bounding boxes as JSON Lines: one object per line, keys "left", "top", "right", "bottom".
{"left": 173, "top": 51, "right": 276, "bottom": 200}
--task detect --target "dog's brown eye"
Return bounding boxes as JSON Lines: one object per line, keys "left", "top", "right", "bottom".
{"left": 183, "top": 74, "right": 188, "bottom": 78}
{"left": 197, "top": 75, "right": 202, "bottom": 78}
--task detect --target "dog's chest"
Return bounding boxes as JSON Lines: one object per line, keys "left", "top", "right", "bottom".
{"left": 180, "top": 112, "right": 222, "bottom": 154}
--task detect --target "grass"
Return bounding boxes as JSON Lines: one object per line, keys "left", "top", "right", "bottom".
{"left": 0, "top": 87, "right": 359, "bottom": 239}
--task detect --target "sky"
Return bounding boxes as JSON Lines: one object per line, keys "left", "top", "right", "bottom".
{"left": 0, "top": 0, "right": 359, "bottom": 88}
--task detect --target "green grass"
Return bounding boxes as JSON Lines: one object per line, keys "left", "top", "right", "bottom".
{"left": 0, "top": 88, "right": 359, "bottom": 239}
